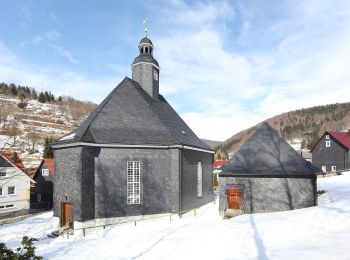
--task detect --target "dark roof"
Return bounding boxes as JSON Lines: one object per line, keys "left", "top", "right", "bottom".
{"left": 311, "top": 131, "right": 350, "bottom": 151}
{"left": 0, "top": 154, "right": 13, "bottom": 167}
{"left": 221, "top": 122, "right": 319, "bottom": 176}
{"left": 132, "top": 54, "right": 159, "bottom": 67}
{"left": 139, "top": 37, "right": 153, "bottom": 45}
{"left": 52, "top": 77, "right": 212, "bottom": 151}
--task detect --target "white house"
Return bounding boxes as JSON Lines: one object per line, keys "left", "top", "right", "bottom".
{"left": 0, "top": 154, "right": 32, "bottom": 217}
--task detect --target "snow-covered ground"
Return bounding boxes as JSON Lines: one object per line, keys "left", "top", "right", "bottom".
{"left": 1, "top": 174, "right": 350, "bottom": 259}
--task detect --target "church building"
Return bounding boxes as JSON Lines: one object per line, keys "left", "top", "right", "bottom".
{"left": 51, "top": 35, "right": 214, "bottom": 231}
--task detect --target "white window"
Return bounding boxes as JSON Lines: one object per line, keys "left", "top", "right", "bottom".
{"left": 322, "top": 166, "right": 327, "bottom": 173}
{"left": 0, "top": 172, "right": 6, "bottom": 177}
{"left": 8, "top": 186, "right": 15, "bottom": 195}
{"left": 42, "top": 169, "right": 50, "bottom": 176}
{"left": 325, "top": 135, "right": 330, "bottom": 139}
{"left": 127, "top": 161, "right": 141, "bottom": 205}
{"left": 331, "top": 166, "right": 336, "bottom": 172}
{"left": 326, "top": 141, "right": 331, "bottom": 147}
{"left": 197, "top": 162, "right": 203, "bottom": 197}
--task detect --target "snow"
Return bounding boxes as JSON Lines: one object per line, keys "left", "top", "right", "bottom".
{"left": 1, "top": 174, "right": 350, "bottom": 259}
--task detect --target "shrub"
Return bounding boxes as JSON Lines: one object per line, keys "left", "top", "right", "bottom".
{"left": 0, "top": 236, "right": 43, "bottom": 259}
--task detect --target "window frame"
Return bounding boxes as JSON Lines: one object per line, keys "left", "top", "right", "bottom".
{"left": 322, "top": 166, "right": 327, "bottom": 173}
{"left": 0, "top": 187, "right": 2, "bottom": 196}
{"left": 331, "top": 166, "right": 336, "bottom": 172}
{"left": 8, "top": 186, "right": 15, "bottom": 195}
{"left": 197, "top": 162, "right": 203, "bottom": 198}
{"left": 325, "top": 135, "right": 330, "bottom": 139}
{"left": 325, "top": 140, "right": 331, "bottom": 147}
{"left": 127, "top": 161, "right": 141, "bottom": 205}
{"left": 41, "top": 168, "right": 50, "bottom": 177}
{"left": 0, "top": 172, "right": 6, "bottom": 177}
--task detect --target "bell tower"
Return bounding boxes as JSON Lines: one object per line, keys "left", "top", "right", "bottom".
{"left": 132, "top": 34, "right": 160, "bottom": 99}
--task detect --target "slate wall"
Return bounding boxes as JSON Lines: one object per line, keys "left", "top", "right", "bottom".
{"left": 312, "top": 135, "right": 349, "bottom": 172}
{"left": 181, "top": 149, "right": 214, "bottom": 212}
{"left": 53, "top": 147, "right": 82, "bottom": 222}
{"left": 132, "top": 63, "right": 159, "bottom": 99}
{"left": 93, "top": 148, "right": 180, "bottom": 219}
{"left": 219, "top": 176, "right": 316, "bottom": 214}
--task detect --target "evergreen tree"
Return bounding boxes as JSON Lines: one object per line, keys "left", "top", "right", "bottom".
{"left": 58, "top": 96, "right": 63, "bottom": 102}
{"left": 38, "top": 92, "right": 45, "bottom": 103}
{"left": 43, "top": 137, "right": 54, "bottom": 158}
{"left": 44, "top": 91, "right": 50, "bottom": 102}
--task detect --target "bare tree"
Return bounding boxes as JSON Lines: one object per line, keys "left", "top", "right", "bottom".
{"left": 26, "top": 127, "right": 40, "bottom": 151}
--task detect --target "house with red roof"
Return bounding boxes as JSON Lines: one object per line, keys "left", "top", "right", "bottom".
{"left": 311, "top": 130, "right": 350, "bottom": 173}
{"left": 1, "top": 152, "right": 25, "bottom": 170}
{"left": 30, "top": 159, "right": 54, "bottom": 210}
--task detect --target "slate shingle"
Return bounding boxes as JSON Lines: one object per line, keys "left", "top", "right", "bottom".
{"left": 52, "top": 77, "right": 212, "bottom": 151}
{"left": 222, "top": 122, "right": 319, "bottom": 175}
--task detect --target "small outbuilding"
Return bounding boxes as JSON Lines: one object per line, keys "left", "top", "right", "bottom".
{"left": 219, "top": 122, "right": 318, "bottom": 216}
{"left": 30, "top": 159, "right": 54, "bottom": 210}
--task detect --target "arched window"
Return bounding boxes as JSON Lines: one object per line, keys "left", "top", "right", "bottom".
{"left": 150, "top": 47, "right": 153, "bottom": 54}
{"left": 145, "top": 46, "right": 149, "bottom": 53}
{"left": 140, "top": 47, "right": 144, "bottom": 53}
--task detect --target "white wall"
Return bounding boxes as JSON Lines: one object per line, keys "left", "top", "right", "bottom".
{"left": 0, "top": 166, "right": 30, "bottom": 216}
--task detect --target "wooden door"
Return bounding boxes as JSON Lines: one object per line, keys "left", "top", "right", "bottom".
{"left": 61, "top": 202, "right": 73, "bottom": 227}
{"left": 227, "top": 188, "right": 242, "bottom": 209}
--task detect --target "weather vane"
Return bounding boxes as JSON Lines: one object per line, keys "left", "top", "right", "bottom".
{"left": 143, "top": 18, "right": 150, "bottom": 37}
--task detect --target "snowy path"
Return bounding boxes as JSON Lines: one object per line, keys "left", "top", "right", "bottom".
{"left": 1, "top": 174, "right": 350, "bottom": 259}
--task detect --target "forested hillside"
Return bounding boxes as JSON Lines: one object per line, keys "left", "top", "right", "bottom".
{"left": 0, "top": 82, "right": 96, "bottom": 166}
{"left": 216, "top": 102, "right": 350, "bottom": 159}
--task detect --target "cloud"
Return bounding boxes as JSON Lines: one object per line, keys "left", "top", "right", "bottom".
{"left": 0, "top": 40, "right": 114, "bottom": 103}
{"left": 147, "top": 0, "right": 350, "bottom": 140}
{"left": 47, "top": 43, "right": 78, "bottom": 64}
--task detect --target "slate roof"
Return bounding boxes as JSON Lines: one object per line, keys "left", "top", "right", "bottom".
{"left": 132, "top": 54, "right": 159, "bottom": 67}
{"left": 52, "top": 77, "right": 212, "bottom": 151}
{"left": 139, "top": 37, "right": 153, "bottom": 45}
{"left": 0, "top": 154, "right": 13, "bottom": 167}
{"left": 221, "top": 122, "right": 319, "bottom": 176}
{"left": 311, "top": 131, "right": 350, "bottom": 151}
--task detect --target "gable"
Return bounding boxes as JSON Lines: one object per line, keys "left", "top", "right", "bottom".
{"left": 222, "top": 123, "right": 318, "bottom": 175}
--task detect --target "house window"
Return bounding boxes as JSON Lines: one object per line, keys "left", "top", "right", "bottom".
{"left": 325, "top": 135, "right": 330, "bottom": 139}
{"left": 5, "top": 204, "right": 14, "bottom": 208}
{"left": 322, "top": 166, "right": 327, "bottom": 173}
{"left": 331, "top": 166, "right": 336, "bottom": 172}
{"left": 0, "top": 187, "right": 2, "bottom": 196}
{"left": 127, "top": 161, "right": 141, "bottom": 205}
{"left": 0, "top": 205, "right": 4, "bottom": 209}
{"left": 8, "top": 186, "right": 15, "bottom": 195}
{"left": 326, "top": 141, "right": 330, "bottom": 147}
{"left": 0, "top": 172, "right": 6, "bottom": 177}
{"left": 197, "top": 162, "right": 203, "bottom": 197}
{"left": 41, "top": 169, "right": 50, "bottom": 176}
{"left": 37, "top": 194, "right": 41, "bottom": 202}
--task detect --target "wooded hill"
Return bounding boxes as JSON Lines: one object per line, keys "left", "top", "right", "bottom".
{"left": 216, "top": 102, "right": 350, "bottom": 159}
{"left": 0, "top": 82, "right": 96, "bottom": 160}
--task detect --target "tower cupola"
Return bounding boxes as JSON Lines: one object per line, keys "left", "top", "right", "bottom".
{"left": 132, "top": 36, "right": 160, "bottom": 99}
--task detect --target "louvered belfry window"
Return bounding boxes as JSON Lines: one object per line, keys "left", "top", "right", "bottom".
{"left": 127, "top": 161, "right": 141, "bottom": 205}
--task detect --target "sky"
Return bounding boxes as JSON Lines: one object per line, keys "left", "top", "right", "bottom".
{"left": 0, "top": 0, "right": 350, "bottom": 141}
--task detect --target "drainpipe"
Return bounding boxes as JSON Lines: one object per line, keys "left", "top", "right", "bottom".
{"left": 178, "top": 148, "right": 182, "bottom": 214}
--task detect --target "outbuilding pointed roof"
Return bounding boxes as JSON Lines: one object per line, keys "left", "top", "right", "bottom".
{"left": 221, "top": 122, "right": 319, "bottom": 176}
{"left": 52, "top": 77, "right": 211, "bottom": 151}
